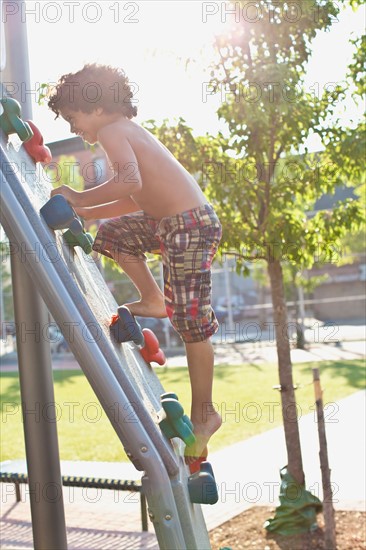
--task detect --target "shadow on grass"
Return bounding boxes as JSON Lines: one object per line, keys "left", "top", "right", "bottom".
{"left": 2, "top": 361, "right": 364, "bottom": 411}
{"left": 156, "top": 363, "right": 265, "bottom": 386}
{"left": 214, "top": 363, "right": 264, "bottom": 379}
{"left": 0, "top": 370, "right": 85, "bottom": 404}
{"left": 0, "top": 372, "right": 21, "bottom": 403}
{"left": 297, "top": 359, "right": 366, "bottom": 389}
{"left": 52, "top": 370, "right": 85, "bottom": 384}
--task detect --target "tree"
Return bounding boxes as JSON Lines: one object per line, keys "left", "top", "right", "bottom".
{"left": 200, "top": 0, "right": 365, "bottom": 486}
{"left": 148, "top": 1, "right": 364, "bottom": 488}
{"left": 319, "top": 23, "right": 365, "bottom": 193}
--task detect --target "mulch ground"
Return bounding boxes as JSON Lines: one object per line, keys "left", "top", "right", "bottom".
{"left": 209, "top": 506, "right": 366, "bottom": 550}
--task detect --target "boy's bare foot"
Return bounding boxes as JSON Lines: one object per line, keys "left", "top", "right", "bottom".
{"left": 125, "top": 295, "right": 167, "bottom": 318}
{"left": 184, "top": 411, "right": 222, "bottom": 464}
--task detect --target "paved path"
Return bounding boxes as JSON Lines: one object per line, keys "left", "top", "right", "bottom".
{"left": 203, "top": 390, "right": 366, "bottom": 531}
{"left": 168, "top": 339, "right": 366, "bottom": 368}
{"left": 1, "top": 321, "right": 365, "bottom": 371}
{"left": 1, "top": 339, "right": 365, "bottom": 372}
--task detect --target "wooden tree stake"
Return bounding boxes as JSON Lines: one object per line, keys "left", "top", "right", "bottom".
{"left": 312, "top": 368, "right": 337, "bottom": 549}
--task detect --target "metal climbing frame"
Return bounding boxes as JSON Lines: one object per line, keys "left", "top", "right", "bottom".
{"left": 1, "top": 3, "right": 212, "bottom": 544}
{"left": 0, "top": 140, "right": 212, "bottom": 549}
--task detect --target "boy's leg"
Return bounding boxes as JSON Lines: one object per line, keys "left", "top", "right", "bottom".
{"left": 92, "top": 212, "right": 167, "bottom": 318}
{"left": 112, "top": 251, "right": 167, "bottom": 318}
{"left": 155, "top": 205, "right": 222, "bottom": 459}
{"left": 184, "top": 339, "right": 222, "bottom": 461}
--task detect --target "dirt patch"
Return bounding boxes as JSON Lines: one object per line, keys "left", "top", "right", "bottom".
{"left": 209, "top": 506, "right": 366, "bottom": 550}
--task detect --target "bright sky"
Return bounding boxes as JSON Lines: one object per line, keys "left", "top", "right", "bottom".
{"left": 10, "top": 1, "right": 366, "bottom": 145}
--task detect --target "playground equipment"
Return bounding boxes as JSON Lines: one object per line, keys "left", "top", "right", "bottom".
{"left": 109, "top": 304, "right": 166, "bottom": 365}
{"left": 0, "top": 97, "right": 33, "bottom": 141}
{"left": 110, "top": 304, "right": 145, "bottom": 346}
{"left": 140, "top": 328, "right": 167, "bottom": 365}
{"left": 188, "top": 462, "right": 218, "bottom": 506}
{"left": 23, "top": 120, "right": 52, "bottom": 163}
{"left": 0, "top": 119, "right": 216, "bottom": 549}
{"left": 40, "top": 194, "right": 94, "bottom": 255}
{"left": 159, "top": 393, "right": 195, "bottom": 446}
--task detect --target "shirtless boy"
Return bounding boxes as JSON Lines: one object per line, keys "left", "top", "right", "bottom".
{"left": 48, "top": 63, "right": 222, "bottom": 462}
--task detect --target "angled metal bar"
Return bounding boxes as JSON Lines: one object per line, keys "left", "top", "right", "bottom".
{"left": 1, "top": 162, "right": 187, "bottom": 549}
{"left": 1, "top": 142, "right": 212, "bottom": 549}
{"left": 0, "top": 142, "right": 179, "bottom": 476}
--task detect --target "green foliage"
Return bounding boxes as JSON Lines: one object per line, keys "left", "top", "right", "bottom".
{"left": 338, "top": 229, "right": 366, "bottom": 265}
{"left": 201, "top": 1, "right": 363, "bottom": 270}
{"left": 146, "top": 3, "right": 364, "bottom": 278}
{"left": 348, "top": 0, "right": 365, "bottom": 9}
{"left": 348, "top": 35, "right": 366, "bottom": 98}
{"left": 282, "top": 264, "right": 328, "bottom": 299}
{"left": 37, "top": 83, "right": 49, "bottom": 106}
{"left": 212, "top": 0, "right": 340, "bottom": 156}
{"left": 44, "top": 155, "right": 84, "bottom": 191}
{"left": 319, "top": 5, "right": 365, "bottom": 192}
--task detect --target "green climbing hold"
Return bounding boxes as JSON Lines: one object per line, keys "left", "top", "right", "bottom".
{"left": 63, "top": 229, "right": 94, "bottom": 254}
{"left": 160, "top": 393, "right": 194, "bottom": 431}
{"left": 159, "top": 396, "right": 196, "bottom": 446}
{"left": 0, "top": 97, "right": 33, "bottom": 142}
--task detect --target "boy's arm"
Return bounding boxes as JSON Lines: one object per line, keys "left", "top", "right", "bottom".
{"left": 51, "top": 127, "right": 142, "bottom": 207}
{"left": 75, "top": 197, "right": 140, "bottom": 221}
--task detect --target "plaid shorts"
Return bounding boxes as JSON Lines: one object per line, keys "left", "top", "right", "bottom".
{"left": 93, "top": 204, "right": 222, "bottom": 343}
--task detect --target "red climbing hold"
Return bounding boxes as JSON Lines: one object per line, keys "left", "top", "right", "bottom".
{"left": 188, "top": 455, "right": 208, "bottom": 475}
{"left": 23, "top": 121, "right": 52, "bottom": 163}
{"left": 140, "top": 328, "right": 166, "bottom": 366}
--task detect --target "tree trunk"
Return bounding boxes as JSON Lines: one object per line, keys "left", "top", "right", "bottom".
{"left": 267, "top": 258, "right": 305, "bottom": 485}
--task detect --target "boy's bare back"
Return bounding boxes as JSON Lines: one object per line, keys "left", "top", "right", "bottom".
{"left": 98, "top": 117, "right": 207, "bottom": 220}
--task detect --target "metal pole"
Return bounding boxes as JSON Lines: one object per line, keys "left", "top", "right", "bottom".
{"left": 2, "top": 0, "right": 33, "bottom": 118}
{"left": 1, "top": 3, "right": 67, "bottom": 538}
{"left": 0, "top": 256, "right": 5, "bottom": 339}
{"left": 10, "top": 250, "right": 67, "bottom": 550}
{"left": 298, "top": 284, "right": 306, "bottom": 325}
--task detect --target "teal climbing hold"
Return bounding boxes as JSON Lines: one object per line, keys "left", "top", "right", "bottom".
{"left": 160, "top": 392, "right": 194, "bottom": 431}
{"left": 160, "top": 392, "right": 179, "bottom": 401}
{"left": 188, "top": 461, "right": 218, "bottom": 505}
{"left": 159, "top": 395, "right": 195, "bottom": 446}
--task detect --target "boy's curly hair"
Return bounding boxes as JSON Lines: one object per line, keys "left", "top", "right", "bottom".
{"left": 48, "top": 63, "right": 137, "bottom": 119}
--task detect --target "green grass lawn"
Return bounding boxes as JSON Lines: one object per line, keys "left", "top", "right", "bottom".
{"left": 1, "top": 359, "right": 364, "bottom": 463}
